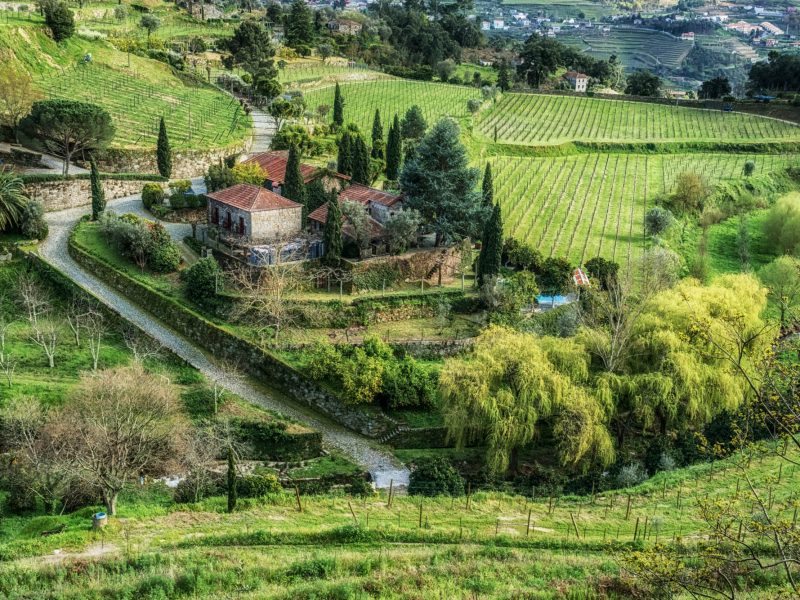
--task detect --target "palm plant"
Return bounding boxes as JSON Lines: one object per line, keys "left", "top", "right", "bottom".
{"left": 0, "top": 168, "right": 27, "bottom": 231}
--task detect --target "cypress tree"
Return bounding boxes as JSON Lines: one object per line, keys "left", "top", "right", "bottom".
{"left": 283, "top": 144, "right": 306, "bottom": 219}
{"left": 371, "top": 109, "right": 384, "bottom": 160}
{"left": 482, "top": 162, "right": 493, "bottom": 207}
{"left": 333, "top": 82, "right": 344, "bottom": 129}
{"left": 90, "top": 158, "right": 105, "bottom": 221}
{"left": 156, "top": 117, "right": 172, "bottom": 179}
{"left": 478, "top": 204, "right": 503, "bottom": 286}
{"left": 351, "top": 134, "right": 370, "bottom": 185}
{"left": 322, "top": 193, "right": 342, "bottom": 266}
{"left": 385, "top": 114, "right": 402, "bottom": 181}
{"left": 497, "top": 60, "right": 510, "bottom": 92}
{"left": 337, "top": 131, "right": 352, "bottom": 176}
{"left": 304, "top": 177, "right": 327, "bottom": 214}
{"left": 226, "top": 447, "right": 237, "bottom": 513}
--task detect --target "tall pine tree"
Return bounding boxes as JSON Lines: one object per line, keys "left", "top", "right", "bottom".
{"left": 477, "top": 203, "right": 503, "bottom": 286}
{"left": 371, "top": 109, "right": 384, "bottom": 160}
{"left": 156, "top": 117, "right": 172, "bottom": 179}
{"left": 333, "top": 82, "right": 344, "bottom": 129}
{"left": 322, "top": 193, "right": 342, "bottom": 266}
{"left": 351, "top": 133, "right": 370, "bottom": 185}
{"left": 385, "top": 114, "right": 402, "bottom": 181}
{"left": 482, "top": 163, "right": 493, "bottom": 207}
{"left": 283, "top": 144, "right": 306, "bottom": 218}
{"left": 90, "top": 158, "right": 105, "bottom": 221}
{"left": 337, "top": 130, "right": 352, "bottom": 175}
{"left": 284, "top": 0, "right": 314, "bottom": 50}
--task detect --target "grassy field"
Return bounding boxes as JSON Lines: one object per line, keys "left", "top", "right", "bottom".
{"left": 1, "top": 444, "right": 797, "bottom": 597}
{"left": 303, "top": 79, "right": 483, "bottom": 137}
{"left": 0, "top": 23, "right": 249, "bottom": 150}
{"left": 490, "top": 152, "right": 799, "bottom": 271}
{"left": 478, "top": 92, "right": 800, "bottom": 145}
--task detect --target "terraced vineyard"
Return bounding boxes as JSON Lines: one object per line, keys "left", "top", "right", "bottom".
{"left": 478, "top": 93, "right": 800, "bottom": 145}
{"left": 279, "top": 62, "right": 387, "bottom": 86}
{"left": 39, "top": 63, "right": 248, "bottom": 149}
{"left": 558, "top": 28, "right": 693, "bottom": 70}
{"left": 303, "top": 79, "right": 482, "bottom": 136}
{"left": 493, "top": 153, "right": 800, "bottom": 271}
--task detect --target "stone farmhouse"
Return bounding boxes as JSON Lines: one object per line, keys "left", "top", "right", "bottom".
{"left": 199, "top": 151, "right": 404, "bottom": 265}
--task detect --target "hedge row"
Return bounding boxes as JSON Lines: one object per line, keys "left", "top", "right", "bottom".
{"left": 488, "top": 140, "right": 800, "bottom": 158}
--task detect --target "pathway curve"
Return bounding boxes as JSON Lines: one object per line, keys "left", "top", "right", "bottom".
{"left": 40, "top": 193, "right": 409, "bottom": 488}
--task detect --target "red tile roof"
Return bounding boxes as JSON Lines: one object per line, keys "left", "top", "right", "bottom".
{"left": 339, "top": 183, "right": 402, "bottom": 207}
{"left": 563, "top": 71, "right": 589, "bottom": 79}
{"left": 308, "top": 203, "right": 329, "bottom": 224}
{"left": 206, "top": 183, "right": 300, "bottom": 212}
{"left": 244, "top": 151, "right": 337, "bottom": 185}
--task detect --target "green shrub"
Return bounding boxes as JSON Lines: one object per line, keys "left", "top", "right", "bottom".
{"left": 148, "top": 239, "right": 181, "bottom": 272}
{"left": 19, "top": 201, "right": 48, "bottom": 240}
{"left": 180, "top": 256, "right": 221, "bottom": 307}
{"left": 141, "top": 183, "right": 165, "bottom": 210}
{"left": 238, "top": 472, "right": 282, "bottom": 497}
{"left": 286, "top": 556, "right": 338, "bottom": 580}
{"left": 408, "top": 457, "right": 465, "bottom": 497}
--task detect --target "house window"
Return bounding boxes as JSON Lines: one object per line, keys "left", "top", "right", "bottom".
{"left": 239, "top": 216, "right": 246, "bottom": 236}
{"left": 213, "top": 205, "right": 219, "bottom": 225}
{"left": 225, "top": 211, "right": 232, "bottom": 230}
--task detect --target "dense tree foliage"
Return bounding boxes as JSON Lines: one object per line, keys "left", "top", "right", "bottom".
{"left": 322, "top": 195, "right": 343, "bottom": 265}
{"left": 284, "top": 0, "right": 315, "bottom": 52}
{"left": 156, "top": 117, "right": 172, "bottom": 179}
{"left": 748, "top": 51, "right": 800, "bottom": 92}
{"left": 333, "top": 82, "right": 344, "bottom": 129}
{"left": 440, "top": 326, "right": 614, "bottom": 475}
{"left": 625, "top": 70, "right": 662, "bottom": 97}
{"left": 764, "top": 194, "right": 800, "bottom": 255}
{"left": 698, "top": 76, "right": 731, "bottom": 99}
{"left": 43, "top": 0, "right": 74, "bottom": 42}
{"left": 371, "top": 109, "right": 384, "bottom": 160}
{"left": 517, "top": 34, "right": 615, "bottom": 88}
{"left": 385, "top": 114, "right": 402, "bottom": 180}
{"left": 282, "top": 144, "right": 305, "bottom": 209}
{"left": 400, "top": 119, "right": 487, "bottom": 245}
{"left": 20, "top": 100, "right": 114, "bottom": 176}
{"left": 477, "top": 204, "right": 502, "bottom": 286}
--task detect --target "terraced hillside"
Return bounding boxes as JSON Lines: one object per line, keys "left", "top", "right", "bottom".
{"left": 493, "top": 152, "right": 800, "bottom": 271}
{"left": 558, "top": 28, "right": 693, "bottom": 70}
{"left": 478, "top": 92, "right": 800, "bottom": 145}
{"left": 0, "top": 23, "right": 249, "bottom": 150}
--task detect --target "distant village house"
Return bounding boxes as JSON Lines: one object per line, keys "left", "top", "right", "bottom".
{"left": 563, "top": 71, "right": 589, "bottom": 93}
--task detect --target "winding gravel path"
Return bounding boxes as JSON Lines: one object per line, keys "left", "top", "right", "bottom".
{"left": 40, "top": 191, "right": 409, "bottom": 488}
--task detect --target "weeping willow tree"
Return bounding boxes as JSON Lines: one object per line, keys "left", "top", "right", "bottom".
{"left": 439, "top": 326, "right": 614, "bottom": 475}
{"left": 583, "top": 274, "right": 775, "bottom": 442}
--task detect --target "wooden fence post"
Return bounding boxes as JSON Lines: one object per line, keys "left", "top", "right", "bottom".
{"left": 526, "top": 509, "right": 532, "bottom": 537}
{"left": 294, "top": 487, "right": 302, "bottom": 513}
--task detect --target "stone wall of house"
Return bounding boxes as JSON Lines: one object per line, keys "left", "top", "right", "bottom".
{"left": 93, "top": 142, "right": 249, "bottom": 179}
{"left": 348, "top": 246, "right": 462, "bottom": 290}
{"left": 27, "top": 179, "right": 168, "bottom": 213}
{"left": 251, "top": 205, "right": 302, "bottom": 240}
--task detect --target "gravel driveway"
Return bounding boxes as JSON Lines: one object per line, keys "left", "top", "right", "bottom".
{"left": 40, "top": 190, "right": 410, "bottom": 488}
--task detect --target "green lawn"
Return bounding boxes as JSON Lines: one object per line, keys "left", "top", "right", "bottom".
{"left": 1, "top": 444, "right": 798, "bottom": 597}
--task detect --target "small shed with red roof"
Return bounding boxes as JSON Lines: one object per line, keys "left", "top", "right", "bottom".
{"left": 243, "top": 151, "right": 349, "bottom": 196}
{"left": 206, "top": 183, "right": 302, "bottom": 241}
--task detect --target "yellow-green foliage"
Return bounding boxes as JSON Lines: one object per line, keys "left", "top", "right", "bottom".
{"left": 439, "top": 325, "right": 614, "bottom": 474}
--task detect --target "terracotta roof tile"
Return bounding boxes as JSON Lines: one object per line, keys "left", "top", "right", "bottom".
{"left": 243, "top": 151, "right": 321, "bottom": 185}
{"left": 339, "top": 183, "right": 402, "bottom": 207}
{"left": 206, "top": 183, "right": 301, "bottom": 212}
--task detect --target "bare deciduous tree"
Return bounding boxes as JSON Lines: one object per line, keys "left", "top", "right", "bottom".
{"left": 229, "top": 265, "right": 301, "bottom": 343}
{"left": 65, "top": 296, "right": 92, "bottom": 347}
{"left": 60, "top": 364, "right": 190, "bottom": 515}
{"left": 84, "top": 310, "right": 107, "bottom": 372}
{"left": 29, "top": 318, "right": 59, "bottom": 369}
{"left": 123, "top": 327, "right": 163, "bottom": 363}
{"left": 17, "top": 273, "right": 48, "bottom": 327}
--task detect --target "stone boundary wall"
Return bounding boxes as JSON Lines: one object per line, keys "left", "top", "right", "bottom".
{"left": 94, "top": 142, "right": 250, "bottom": 179}
{"left": 27, "top": 179, "right": 167, "bottom": 213}
{"left": 285, "top": 338, "right": 474, "bottom": 359}
{"left": 386, "top": 426, "right": 452, "bottom": 449}
{"left": 68, "top": 235, "right": 398, "bottom": 439}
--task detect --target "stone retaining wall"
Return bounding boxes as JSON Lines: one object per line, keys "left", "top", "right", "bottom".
{"left": 93, "top": 143, "right": 249, "bottom": 179}
{"left": 27, "top": 179, "right": 167, "bottom": 213}
{"left": 68, "top": 236, "right": 398, "bottom": 439}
